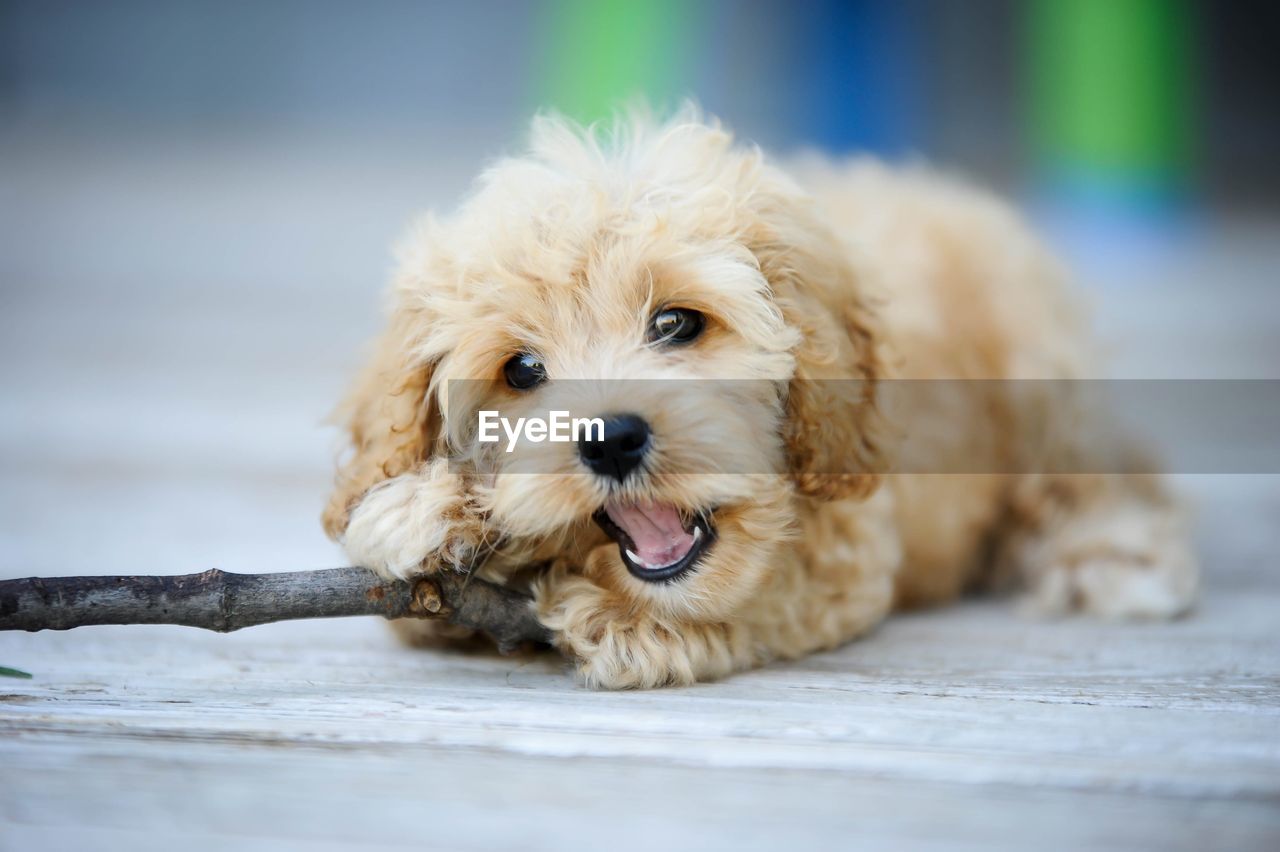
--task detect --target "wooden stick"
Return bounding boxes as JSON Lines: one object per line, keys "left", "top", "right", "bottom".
{"left": 0, "top": 567, "right": 551, "bottom": 653}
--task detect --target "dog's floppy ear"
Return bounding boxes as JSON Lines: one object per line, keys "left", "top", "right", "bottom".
{"left": 321, "top": 291, "right": 443, "bottom": 540}
{"left": 747, "top": 181, "right": 888, "bottom": 502}
{"left": 780, "top": 289, "right": 886, "bottom": 501}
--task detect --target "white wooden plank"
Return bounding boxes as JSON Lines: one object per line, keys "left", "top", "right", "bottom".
{"left": 3, "top": 737, "right": 1277, "bottom": 852}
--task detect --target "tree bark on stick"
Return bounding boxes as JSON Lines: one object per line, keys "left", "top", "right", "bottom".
{"left": 0, "top": 567, "right": 551, "bottom": 653}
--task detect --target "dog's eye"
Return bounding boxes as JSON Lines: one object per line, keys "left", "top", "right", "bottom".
{"left": 648, "top": 308, "right": 704, "bottom": 345}
{"left": 503, "top": 353, "right": 547, "bottom": 390}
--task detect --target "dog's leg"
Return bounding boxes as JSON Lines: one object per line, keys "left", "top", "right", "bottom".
{"left": 341, "top": 458, "right": 487, "bottom": 580}
{"left": 997, "top": 473, "right": 1198, "bottom": 618}
{"left": 534, "top": 567, "right": 754, "bottom": 689}
{"left": 536, "top": 494, "right": 902, "bottom": 689}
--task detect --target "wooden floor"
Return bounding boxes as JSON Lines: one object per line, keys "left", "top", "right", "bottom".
{"left": 1, "top": 128, "right": 1278, "bottom": 850}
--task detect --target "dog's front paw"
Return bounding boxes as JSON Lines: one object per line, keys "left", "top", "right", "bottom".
{"left": 342, "top": 466, "right": 483, "bottom": 580}
{"left": 535, "top": 572, "right": 747, "bottom": 689}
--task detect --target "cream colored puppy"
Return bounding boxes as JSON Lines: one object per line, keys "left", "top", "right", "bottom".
{"left": 323, "top": 110, "right": 1197, "bottom": 689}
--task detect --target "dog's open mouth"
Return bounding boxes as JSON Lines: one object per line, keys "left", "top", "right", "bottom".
{"left": 593, "top": 501, "right": 716, "bottom": 583}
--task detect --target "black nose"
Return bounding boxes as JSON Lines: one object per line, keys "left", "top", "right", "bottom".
{"left": 578, "top": 413, "right": 651, "bottom": 482}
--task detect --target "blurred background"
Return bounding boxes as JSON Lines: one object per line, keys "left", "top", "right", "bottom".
{"left": 5, "top": 1, "right": 1279, "bottom": 208}
{"left": 1, "top": 0, "right": 1277, "bottom": 576}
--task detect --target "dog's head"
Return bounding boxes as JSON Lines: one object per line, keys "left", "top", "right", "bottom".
{"left": 327, "top": 110, "right": 885, "bottom": 621}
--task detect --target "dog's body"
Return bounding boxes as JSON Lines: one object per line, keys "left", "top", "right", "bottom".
{"left": 324, "top": 112, "right": 1197, "bottom": 688}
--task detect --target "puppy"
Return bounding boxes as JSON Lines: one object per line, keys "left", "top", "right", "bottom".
{"left": 323, "top": 109, "right": 1198, "bottom": 689}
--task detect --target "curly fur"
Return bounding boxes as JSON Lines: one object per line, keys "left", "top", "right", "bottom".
{"left": 324, "top": 107, "right": 1198, "bottom": 689}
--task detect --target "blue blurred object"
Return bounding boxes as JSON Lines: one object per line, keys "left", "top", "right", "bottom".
{"left": 793, "top": 0, "right": 924, "bottom": 156}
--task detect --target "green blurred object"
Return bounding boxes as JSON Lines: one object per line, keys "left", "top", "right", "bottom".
{"left": 0, "top": 665, "right": 33, "bottom": 679}
{"left": 538, "top": 0, "right": 697, "bottom": 123}
{"left": 1030, "top": 0, "right": 1194, "bottom": 194}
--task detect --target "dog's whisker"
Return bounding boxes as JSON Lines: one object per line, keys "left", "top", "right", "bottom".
{"left": 463, "top": 516, "right": 503, "bottom": 585}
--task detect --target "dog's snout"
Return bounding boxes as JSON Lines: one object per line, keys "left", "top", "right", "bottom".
{"left": 578, "top": 413, "right": 651, "bottom": 482}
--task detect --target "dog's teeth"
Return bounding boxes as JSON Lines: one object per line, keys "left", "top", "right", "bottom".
{"left": 625, "top": 548, "right": 672, "bottom": 571}
{"left": 630, "top": 554, "right": 654, "bottom": 569}
{"left": 626, "top": 531, "right": 705, "bottom": 571}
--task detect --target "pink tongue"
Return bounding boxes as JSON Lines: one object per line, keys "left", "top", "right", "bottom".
{"left": 605, "top": 500, "right": 695, "bottom": 569}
